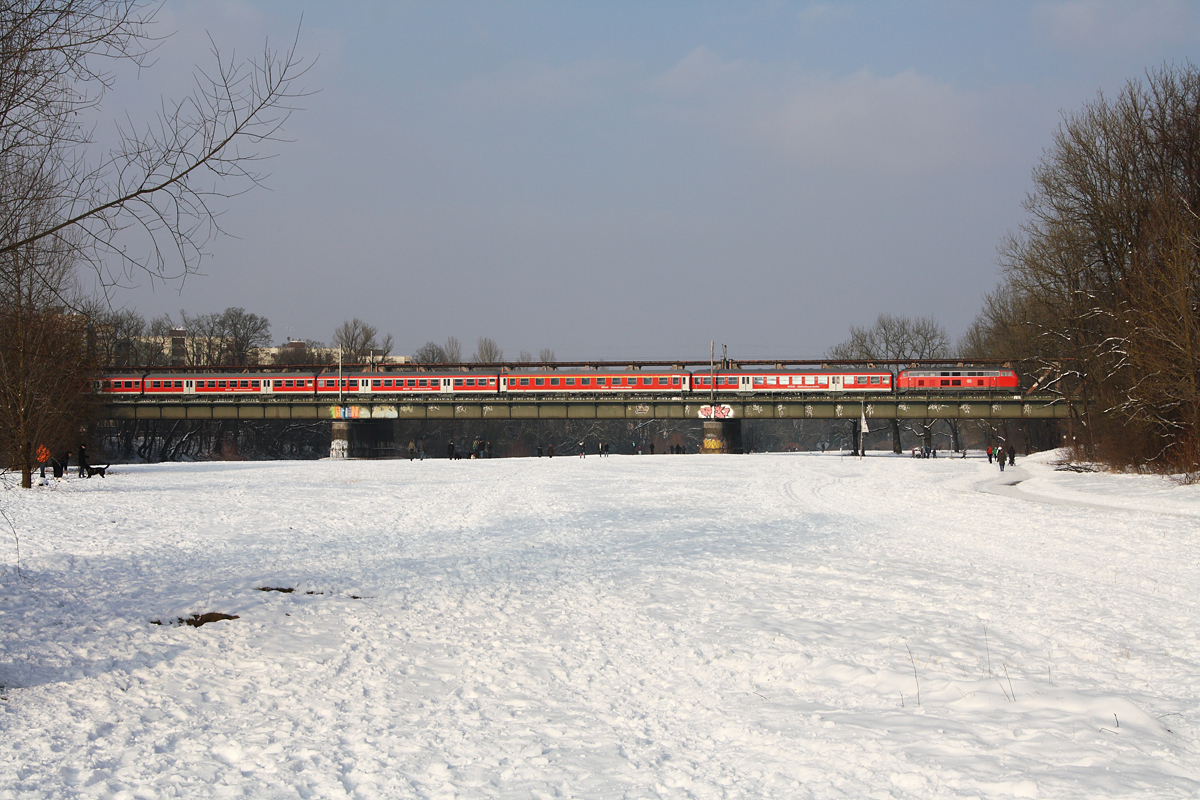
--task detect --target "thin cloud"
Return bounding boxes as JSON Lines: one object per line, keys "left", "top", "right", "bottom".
{"left": 646, "top": 48, "right": 995, "bottom": 176}
{"left": 452, "top": 59, "right": 630, "bottom": 112}
{"left": 1031, "top": 0, "right": 1199, "bottom": 52}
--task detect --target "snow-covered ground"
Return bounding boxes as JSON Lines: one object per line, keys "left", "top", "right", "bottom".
{"left": 1, "top": 450, "right": 1197, "bottom": 799}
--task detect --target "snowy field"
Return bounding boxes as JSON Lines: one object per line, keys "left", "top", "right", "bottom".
{"left": 1, "top": 450, "right": 1198, "bottom": 799}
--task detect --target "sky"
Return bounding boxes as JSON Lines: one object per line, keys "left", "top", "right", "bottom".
{"left": 92, "top": 1, "right": 1200, "bottom": 362}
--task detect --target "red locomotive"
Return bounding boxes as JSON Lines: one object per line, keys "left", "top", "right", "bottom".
{"left": 895, "top": 368, "right": 1018, "bottom": 392}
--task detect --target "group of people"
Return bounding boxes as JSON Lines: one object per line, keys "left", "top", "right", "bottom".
{"left": 37, "top": 444, "right": 90, "bottom": 479}
{"left": 441, "top": 438, "right": 494, "bottom": 459}
{"left": 989, "top": 444, "right": 1017, "bottom": 471}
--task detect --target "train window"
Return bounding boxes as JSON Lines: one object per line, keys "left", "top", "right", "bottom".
{"left": 488, "top": 378, "right": 496, "bottom": 386}
{"left": 372, "top": 379, "right": 380, "bottom": 387}
{"left": 238, "top": 380, "right": 247, "bottom": 388}
{"left": 672, "top": 377, "right": 680, "bottom": 386}
{"left": 173, "top": 380, "right": 182, "bottom": 388}
{"left": 952, "top": 379, "right": 961, "bottom": 386}
{"left": 657, "top": 377, "right": 667, "bottom": 385}
{"left": 454, "top": 379, "right": 463, "bottom": 387}
{"left": 218, "top": 380, "right": 227, "bottom": 387}
{"left": 639, "top": 377, "right": 649, "bottom": 386}
{"left": 550, "top": 378, "right": 559, "bottom": 386}
{"left": 251, "top": 380, "right": 260, "bottom": 388}
{"left": 883, "top": 376, "right": 890, "bottom": 383}
{"left": 818, "top": 376, "right": 828, "bottom": 384}
{"left": 465, "top": 378, "right": 476, "bottom": 387}
{"left": 349, "top": 380, "right": 358, "bottom": 388}
{"left": 152, "top": 380, "right": 161, "bottom": 387}
{"left": 566, "top": 378, "right": 575, "bottom": 385}
{"left": 917, "top": 379, "right": 924, "bottom": 387}
{"left": 940, "top": 379, "right": 950, "bottom": 386}
{"left": 419, "top": 379, "right": 428, "bottom": 387}
{"left": 766, "top": 377, "right": 777, "bottom": 385}
{"left": 753, "top": 377, "right": 764, "bottom": 386}
{"left": 581, "top": 378, "right": 591, "bottom": 386}
{"left": 284, "top": 380, "right": 293, "bottom": 387}
{"left": 520, "top": 378, "right": 530, "bottom": 386}
{"left": 407, "top": 379, "right": 416, "bottom": 387}
{"left": 870, "top": 376, "right": 880, "bottom": 385}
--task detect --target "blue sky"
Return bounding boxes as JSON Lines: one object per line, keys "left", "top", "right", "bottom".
{"left": 103, "top": 1, "right": 1200, "bottom": 360}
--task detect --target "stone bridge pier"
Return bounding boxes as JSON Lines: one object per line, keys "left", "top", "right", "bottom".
{"left": 702, "top": 420, "right": 743, "bottom": 454}
{"left": 329, "top": 419, "right": 396, "bottom": 459}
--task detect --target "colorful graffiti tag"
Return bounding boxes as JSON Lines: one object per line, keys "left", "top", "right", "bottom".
{"left": 698, "top": 404, "right": 734, "bottom": 420}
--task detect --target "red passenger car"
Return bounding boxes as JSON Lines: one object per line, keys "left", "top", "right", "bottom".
{"left": 691, "top": 369, "right": 893, "bottom": 393}
{"left": 314, "top": 372, "right": 500, "bottom": 396}
{"left": 500, "top": 370, "right": 690, "bottom": 394}
{"left": 99, "top": 375, "right": 145, "bottom": 395}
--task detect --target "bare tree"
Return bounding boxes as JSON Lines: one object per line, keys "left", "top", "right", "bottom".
{"left": 472, "top": 336, "right": 503, "bottom": 364}
{"left": 517, "top": 350, "right": 534, "bottom": 363}
{"left": 220, "top": 307, "right": 271, "bottom": 365}
{"left": 442, "top": 336, "right": 462, "bottom": 364}
{"left": 413, "top": 341, "right": 446, "bottom": 364}
{"left": 332, "top": 318, "right": 393, "bottom": 364}
{"left": 0, "top": 1, "right": 309, "bottom": 289}
{"left": 539, "top": 348, "right": 556, "bottom": 364}
{"left": 0, "top": 172, "right": 94, "bottom": 488}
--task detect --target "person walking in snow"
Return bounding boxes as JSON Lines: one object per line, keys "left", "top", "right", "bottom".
{"left": 999, "top": 449, "right": 1006, "bottom": 472}
{"left": 987, "top": 445, "right": 993, "bottom": 463}
{"left": 1007, "top": 444, "right": 1016, "bottom": 466}
{"left": 407, "top": 440, "right": 416, "bottom": 461}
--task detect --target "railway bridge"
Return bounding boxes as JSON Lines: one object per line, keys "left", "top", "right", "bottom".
{"left": 98, "top": 390, "right": 1069, "bottom": 457}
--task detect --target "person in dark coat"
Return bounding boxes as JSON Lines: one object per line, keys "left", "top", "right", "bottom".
{"left": 77, "top": 444, "right": 89, "bottom": 478}
{"left": 1007, "top": 445, "right": 1016, "bottom": 466}
{"left": 447, "top": 441, "right": 455, "bottom": 459}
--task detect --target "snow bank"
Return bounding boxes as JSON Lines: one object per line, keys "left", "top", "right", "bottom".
{"left": 1, "top": 451, "right": 1197, "bottom": 798}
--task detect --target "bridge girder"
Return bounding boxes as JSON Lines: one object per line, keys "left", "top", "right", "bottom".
{"left": 99, "top": 395, "right": 1069, "bottom": 422}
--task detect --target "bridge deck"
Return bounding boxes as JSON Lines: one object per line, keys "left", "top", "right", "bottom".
{"left": 99, "top": 394, "right": 1069, "bottom": 421}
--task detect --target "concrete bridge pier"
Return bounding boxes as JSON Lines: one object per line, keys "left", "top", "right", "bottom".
{"left": 702, "top": 420, "right": 743, "bottom": 454}
{"left": 329, "top": 420, "right": 396, "bottom": 459}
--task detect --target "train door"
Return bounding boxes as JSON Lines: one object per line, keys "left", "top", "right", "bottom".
{"left": 183, "top": 379, "right": 196, "bottom": 396}
{"left": 262, "top": 379, "right": 274, "bottom": 395}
